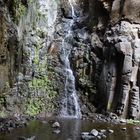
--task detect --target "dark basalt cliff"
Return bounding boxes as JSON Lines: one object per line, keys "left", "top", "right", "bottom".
{"left": 0, "top": 0, "right": 140, "bottom": 120}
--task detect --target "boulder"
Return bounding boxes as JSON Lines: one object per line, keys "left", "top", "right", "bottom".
{"left": 81, "top": 132, "right": 94, "bottom": 140}
{"left": 90, "top": 129, "right": 99, "bottom": 136}
{"left": 52, "top": 122, "right": 60, "bottom": 128}
{"left": 108, "top": 129, "right": 114, "bottom": 133}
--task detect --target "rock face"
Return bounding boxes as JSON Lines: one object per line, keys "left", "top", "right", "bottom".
{"left": 111, "top": 0, "right": 140, "bottom": 23}
{"left": 97, "top": 21, "right": 140, "bottom": 119}
{"left": 93, "top": 0, "right": 140, "bottom": 119}
{"left": 0, "top": 1, "right": 17, "bottom": 94}
{"left": 0, "top": 0, "right": 59, "bottom": 117}
{"left": 68, "top": 0, "right": 140, "bottom": 119}
{"left": 0, "top": 0, "right": 19, "bottom": 117}
{"left": 0, "top": 0, "right": 140, "bottom": 119}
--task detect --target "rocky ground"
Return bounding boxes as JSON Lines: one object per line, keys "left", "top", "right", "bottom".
{"left": 0, "top": 115, "right": 36, "bottom": 133}
{"left": 0, "top": 112, "right": 131, "bottom": 134}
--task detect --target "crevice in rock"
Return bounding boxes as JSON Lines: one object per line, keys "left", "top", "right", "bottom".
{"left": 119, "top": 0, "right": 126, "bottom": 18}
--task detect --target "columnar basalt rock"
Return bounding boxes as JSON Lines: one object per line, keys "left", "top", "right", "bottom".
{"left": 129, "top": 86, "right": 140, "bottom": 119}
{"left": 97, "top": 21, "right": 140, "bottom": 119}
{"left": 115, "top": 42, "right": 132, "bottom": 117}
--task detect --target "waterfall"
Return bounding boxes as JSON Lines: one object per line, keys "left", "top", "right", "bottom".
{"left": 17, "top": 0, "right": 81, "bottom": 118}
{"left": 60, "top": 0, "right": 82, "bottom": 119}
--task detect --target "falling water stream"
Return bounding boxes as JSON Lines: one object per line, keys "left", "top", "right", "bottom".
{"left": 17, "top": 0, "right": 81, "bottom": 118}
{"left": 60, "top": 0, "right": 82, "bottom": 118}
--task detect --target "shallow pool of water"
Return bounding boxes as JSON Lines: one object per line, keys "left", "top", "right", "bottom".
{"left": 0, "top": 118, "right": 140, "bottom": 140}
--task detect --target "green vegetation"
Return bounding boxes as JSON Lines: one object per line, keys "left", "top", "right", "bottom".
{"left": 0, "top": 96, "right": 7, "bottom": 118}
{"left": 25, "top": 75, "right": 57, "bottom": 116}
{"left": 0, "top": 96, "right": 5, "bottom": 107}
{"left": 14, "top": 0, "right": 26, "bottom": 23}
{"left": 25, "top": 43, "right": 57, "bottom": 116}
{"left": 25, "top": 98, "right": 45, "bottom": 116}
{"left": 0, "top": 111, "right": 7, "bottom": 118}
{"left": 127, "top": 119, "right": 140, "bottom": 124}
{"left": 12, "top": 0, "right": 57, "bottom": 116}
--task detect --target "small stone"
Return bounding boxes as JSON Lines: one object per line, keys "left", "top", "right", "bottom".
{"left": 53, "top": 129, "right": 61, "bottom": 134}
{"left": 120, "top": 119, "right": 126, "bottom": 124}
{"left": 121, "top": 128, "right": 126, "bottom": 131}
{"left": 90, "top": 129, "right": 99, "bottom": 136}
{"left": 81, "top": 134, "right": 94, "bottom": 140}
{"left": 135, "top": 127, "right": 140, "bottom": 130}
{"left": 98, "top": 132, "right": 103, "bottom": 136}
{"left": 97, "top": 135, "right": 101, "bottom": 139}
{"left": 18, "top": 136, "right": 36, "bottom": 140}
{"left": 27, "top": 136, "right": 36, "bottom": 140}
{"left": 52, "top": 122, "right": 60, "bottom": 128}
{"left": 108, "top": 129, "right": 114, "bottom": 133}
{"left": 81, "top": 132, "right": 89, "bottom": 135}
{"left": 99, "top": 129, "right": 106, "bottom": 133}
{"left": 81, "top": 132, "right": 95, "bottom": 140}
{"left": 102, "top": 134, "right": 107, "bottom": 138}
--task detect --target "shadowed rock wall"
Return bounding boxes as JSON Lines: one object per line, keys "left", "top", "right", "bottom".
{"left": 91, "top": 0, "right": 140, "bottom": 119}
{"left": 0, "top": 1, "right": 18, "bottom": 95}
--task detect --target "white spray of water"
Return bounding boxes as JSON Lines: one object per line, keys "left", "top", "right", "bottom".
{"left": 61, "top": 0, "right": 82, "bottom": 119}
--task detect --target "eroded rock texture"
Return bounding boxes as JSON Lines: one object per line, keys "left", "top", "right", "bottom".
{"left": 0, "top": 0, "right": 18, "bottom": 112}
{"left": 97, "top": 21, "right": 140, "bottom": 119}
{"left": 67, "top": 0, "right": 140, "bottom": 119}
{"left": 0, "top": 1, "right": 17, "bottom": 93}
{"left": 92, "top": 0, "right": 140, "bottom": 119}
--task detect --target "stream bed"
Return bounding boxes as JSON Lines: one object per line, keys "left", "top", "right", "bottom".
{"left": 0, "top": 118, "right": 140, "bottom": 140}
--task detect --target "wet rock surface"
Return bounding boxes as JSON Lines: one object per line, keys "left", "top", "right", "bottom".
{"left": 90, "top": 129, "right": 99, "bottom": 136}
{"left": 81, "top": 128, "right": 113, "bottom": 140}
{"left": 0, "top": 115, "right": 35, "bottom": 133}
{"left": 18, "top": 136, "right": 36, "bottom": 140}
{"left": 97, "top": 21, "right": 140, "bottom": 119}
{"left": 52, "top": 121, "right": 61, "bottom": 128}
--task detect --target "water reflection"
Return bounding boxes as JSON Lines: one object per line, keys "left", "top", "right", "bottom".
{"left": 0, "top": 118, "right": 140, "bottom": 140}
{"left": 61, "top": 118, "right": 81, "bottom": 140}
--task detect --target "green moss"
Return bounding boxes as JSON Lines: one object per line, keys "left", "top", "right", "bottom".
{"left": 28, "top": 0, "right": 33, "bottom": 3}
{"left": 26, "top": 75, "right": 57, "bottom": 116}
{"left": 25, "top": 98, "right": 45, "bottom": 116}
{"left": 0, "top": 111, "right": 7, "bottom": 118}
{"left": 14, "top": 0, "right": 26, "bottom": 23}
{"left": 0, "top": 96, "right": 6, "bottom": 107}
{"left": 16, "top": 4, "right": 26, "bottom": 19}
{"left": 33, "top": 47, "right": 39, "bottom": 65}
{"left": 127, "top": 119, "right": 140, "bottom": 124}
{"left": 29, "top": 76, "right": 50, "bottom": 88}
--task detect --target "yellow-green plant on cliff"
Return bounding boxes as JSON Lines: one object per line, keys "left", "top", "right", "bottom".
{"left": 14, "top": 0, "right": 26, "bottom": 23}
{"left": 15, "top": 0, "right": 58, "bottom": 116}
{"left": 25, "top": 75, "right": 57, "bottom": 116}
{"left": 25, "top": 43, "right": 57, "bottom": 116}
{"left": 14, "top": 0, "right": 33, "bottom": 23}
